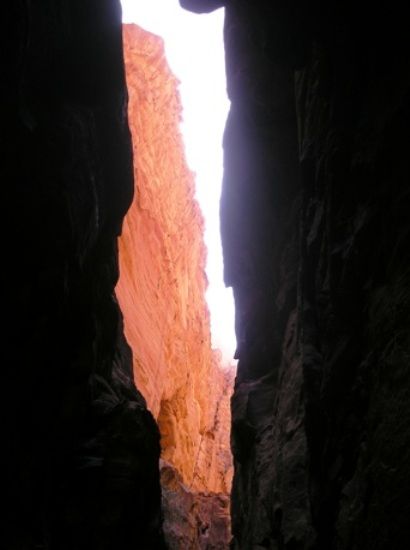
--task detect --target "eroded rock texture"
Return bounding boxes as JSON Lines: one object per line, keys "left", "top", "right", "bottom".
{"left": 3, "top": 3, "right": 164, "bottom": 548}
{"left": 161, "top": 460, "right": 231, "bottom": 549}
{"left": 181, "top": 1, "right": 410, "bottom": 549}
{"left": 117, "top": 24, "right": 233, "bottom": 546}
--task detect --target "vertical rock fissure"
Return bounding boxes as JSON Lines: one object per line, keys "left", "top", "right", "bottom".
{"left": 116, "top": 24, "right": 234, "bottom": 548}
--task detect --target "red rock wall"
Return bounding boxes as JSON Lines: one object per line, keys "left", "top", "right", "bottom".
{"left": 117, "top": 24, "right": 233, "bottom": 498}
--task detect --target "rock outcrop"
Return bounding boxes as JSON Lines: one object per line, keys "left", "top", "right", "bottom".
{"left": 180, "top": 1, "right": 410, "bottom": 549}
{"left": 161, "top": 460, "right": 231, "bottom": 549}
{"left": 117, "top": 24, "right": 234, "bottom": 546}
{"left": 3, "top": 2, "right": 164, "bottom": 549}
{"left": 6, "top": 1, "right": 409, "bottom": 548}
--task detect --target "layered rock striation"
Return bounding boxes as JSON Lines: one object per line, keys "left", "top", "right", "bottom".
{"left": 117, "top": 24, "right": 234, "bottom": 546}
{"left": 180, "top": 1, "right": 410, "bottom": 549}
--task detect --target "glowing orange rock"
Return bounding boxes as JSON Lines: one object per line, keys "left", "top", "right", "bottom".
{"left": 117, "top": 23, "right": 233, "bottom": 497}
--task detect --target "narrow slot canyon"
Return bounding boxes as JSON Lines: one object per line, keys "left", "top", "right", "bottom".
{"left": 4, "top": 2, "right": 410, "bottom": 550}
{"left": 116, "top": 23, "right": 234, "bottom": 548}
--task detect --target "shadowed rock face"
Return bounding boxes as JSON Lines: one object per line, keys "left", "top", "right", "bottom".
{"left": 160, "top": 460, "right": 231, "bottom": 549}
{"left": 180, "top": 1, "right": 410, "bottom": 549}
{"left": 2, "top": 2, "right": 164, "bottom": 548}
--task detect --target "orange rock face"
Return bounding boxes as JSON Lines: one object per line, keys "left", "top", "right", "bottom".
{"left": 117, "top": 23, "right": 233, "bottom": 501}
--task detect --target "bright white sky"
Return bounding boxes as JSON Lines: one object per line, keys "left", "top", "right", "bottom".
{"left": 121, "top": 0, "right": 237, "bottom": 365}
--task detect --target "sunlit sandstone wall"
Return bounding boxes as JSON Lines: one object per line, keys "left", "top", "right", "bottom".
{"left": 117, "top": 24, "right": 233, "bottom": 496}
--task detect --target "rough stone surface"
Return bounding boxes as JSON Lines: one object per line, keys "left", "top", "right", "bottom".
{"left": 117, "top": 23, "right": 234, "bottom": 547}
{"left": 181, "top": 1, "right": 410, "bottom": 549}
{"left": 161, "top": 460, "right": 231, "bottom": 550}
{"left": 2, "top": 3, "right": 164, "bottom": 548}
{"left": 5, "top": 1, "right": 409, "bottom": 548}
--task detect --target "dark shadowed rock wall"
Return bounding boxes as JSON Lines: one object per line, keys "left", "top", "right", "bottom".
{"left": 2, "top": 2, "right": 164, "bottom": 548}
{"left": 160, "top": 460, "right": 231, "bottom": 549}
{"left": 180, "top": 1, "right": 410, "bottom": 549}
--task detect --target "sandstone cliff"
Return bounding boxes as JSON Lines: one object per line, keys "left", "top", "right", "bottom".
{"left": 8, "top": 1, "right": 409, "bottom": 548}
{"left": 117, "top": 24, "right": 233, "bottom": 545}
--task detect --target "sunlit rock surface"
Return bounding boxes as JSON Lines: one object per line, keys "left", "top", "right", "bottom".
{"left": 117, "top": 24, "right": 234, "bottom": 545}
